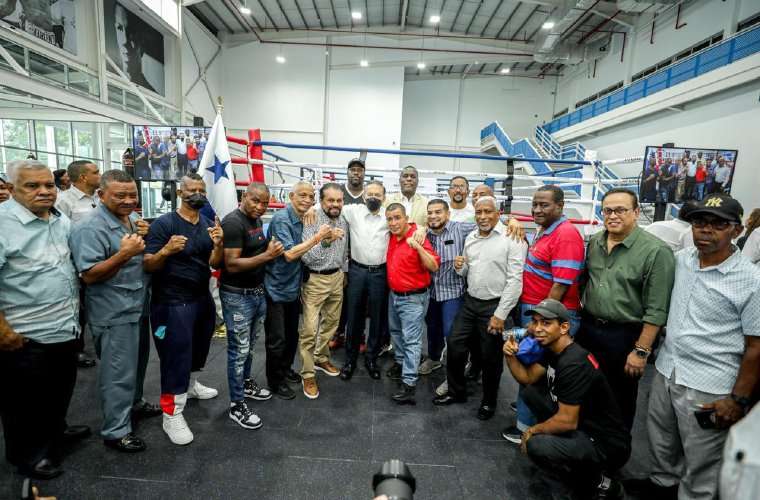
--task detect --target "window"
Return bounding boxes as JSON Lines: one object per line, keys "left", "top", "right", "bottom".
{"left": 108, "top": 84, "right": 125, "bottom": 108}
{"left": 737, "top": 11, "right": 760, "bottom": 32}
{"left": 72, "top": 123, "right": 99, "bottom": 161}
{"left": 553, "top": 108, "right": 569, "bottom": 119}
{"left": 34, "top": 121, "right": 72, "bottom": 170}
{"left": 28, "top": 52, "right": 66, "bottom": 87}
{"left": 0, "top": 119, "right": 32, "bottom": 171}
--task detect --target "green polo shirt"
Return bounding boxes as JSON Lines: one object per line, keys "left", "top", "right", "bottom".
{"left": 582, "top": 226, "right": 675, "bottom": 325}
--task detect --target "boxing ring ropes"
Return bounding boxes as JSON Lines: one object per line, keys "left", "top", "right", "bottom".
{"left": 225, "top": 129, "right": 643, "bottom": 228}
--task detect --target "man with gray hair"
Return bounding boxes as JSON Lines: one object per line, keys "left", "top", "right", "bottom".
{"left": 0, "top": 160, "right": 89, "bottom": 479}
{"left": 434, "top": 195, "right": 527, "bottom": 420}
{"left": 70, "top": 170, "right": 149, "bottom": 453}
{"left": 0, "top": 172, "right": 11, "bottom": 203}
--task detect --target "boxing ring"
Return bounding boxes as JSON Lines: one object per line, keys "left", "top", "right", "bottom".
{"left": 223, "top": 129, "right": 642, "bottom": 230}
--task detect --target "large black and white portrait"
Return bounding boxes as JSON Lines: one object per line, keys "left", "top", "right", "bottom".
{"left": 0, "top": 0, "right": 77, "bottom": 53}
{"left": 104, "top": 0, "right": 165, "bottom": 95}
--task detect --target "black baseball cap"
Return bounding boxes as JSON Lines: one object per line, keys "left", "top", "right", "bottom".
{"left": 523, "top": 299, "right": 571, "bottom": 323}
{"left": 685, "top": 194, "right": 743, "bottom": 224}
{"left": 347, "top": 158, "right": 365, "bottom": 169}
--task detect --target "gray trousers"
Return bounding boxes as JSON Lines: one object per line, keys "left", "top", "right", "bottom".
{"left": 647, "top": 370, "right": 729, "bottom": 500}
{"left": 91, "top": 321, "right": 140, "bottom": 440}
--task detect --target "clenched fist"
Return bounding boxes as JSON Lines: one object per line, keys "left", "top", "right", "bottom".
{"left": 454, "top": 255, "right": 466, "bottom": 271}
{"left": 119, "top": 233, "right": 145, "bottom": 258}
{"left": 163, "top": 235, "right": 188, "bottom": 256}
{"left": 316, "top": 224, "right": 332, "bottom": 242}
{"left": 265, "top": 239, "right": 285, "bottom": 259}
{"left": 135, "top": 218, "right": 150, "bottom": 236}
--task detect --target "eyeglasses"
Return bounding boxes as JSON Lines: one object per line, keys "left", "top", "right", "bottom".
{"left": 602, "top": 207, "right": 633, "bottom": 217}
{"left": 449, "top": 185, "right": 468, "bottom": 191}
{"left": 691, "top": 218, "right": 734, "bottom": 230}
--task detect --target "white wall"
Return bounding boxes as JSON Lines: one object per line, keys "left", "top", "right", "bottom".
{"left": 582, "top": 81, "right": 760, "bottom": 214}
{"left": 181, "top": 14, "right": 223, "bottom": 123}
{"left": 401, "top": 75, "right": 556, "bottom": 174}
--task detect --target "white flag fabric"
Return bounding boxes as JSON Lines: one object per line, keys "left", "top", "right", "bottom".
{"left": 199, "top": 113, "right": 238, "bottom": 220}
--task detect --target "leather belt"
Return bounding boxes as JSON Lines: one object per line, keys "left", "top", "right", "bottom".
{"left": 350, "top": 260, "right": 386, "bottom": 272}
{"left": 220, "top": 284, "right": 265, "bottom": 296}
{"left": 393, "top": 288, "right": 428, "bottom": 297}
{"left": 308, "top": 267, "right": 341, "bottom": 275}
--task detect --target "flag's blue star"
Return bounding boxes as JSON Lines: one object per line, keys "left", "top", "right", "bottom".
{"left": 206, "top": 155, "right": 230, "bottom": 183}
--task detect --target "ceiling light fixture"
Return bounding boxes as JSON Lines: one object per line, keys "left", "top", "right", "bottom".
{"left": 276, "top": 55, "right": 286, "bottom": 63}
{"left": 501, "top": 67, "right": 510, "bottom": 74}
{"left": 351, "top": 11, "right": 362, "bottom": 20}
{"left": 430, "top": 15, "right": 441, "bottom": 24}
{"left": 417, "top": 61, "right": 426, "bottom": 69}
{"left": 542, "top": 21, "right": 555, "bottom": 30}
{"left": 360, "top": 59, "right": 369, "bottom": 67}
{"left": 239, "top": 1, "right": 251, "bottom": 15}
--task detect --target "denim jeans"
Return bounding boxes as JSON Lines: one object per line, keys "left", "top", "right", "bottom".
{"left": 424, "top": 296, "right": 463, "bottom": 361}
{"left": 696, "top": 182, "right": 705, "bottom": 200}
{"left": 389, "top": 290, "right": 430, "bottom": 387}
{"left": 516, "top": 302, "right": 580, "bottom": 431}
{"left": 220, "top": 290, "right": 267, "bottom": 402}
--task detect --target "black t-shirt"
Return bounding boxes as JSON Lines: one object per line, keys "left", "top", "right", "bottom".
{"left": 543, "top": 343, "right": 631, "bottom": 458}
{"left": 342, "top": 184, "right": 366, "bottom": 205}
{"left": 220, "top": 209, "right": 269, "bottom": 288}
{"left": 145, "top": 212, "right": 214, "bottom": 303}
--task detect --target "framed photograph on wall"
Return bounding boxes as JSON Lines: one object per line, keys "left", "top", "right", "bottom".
{"left": 103, "top": 0, "right": 165, "bottom": 95}
{"left": 0, "top": 0, "right": 77, "bottom": 54}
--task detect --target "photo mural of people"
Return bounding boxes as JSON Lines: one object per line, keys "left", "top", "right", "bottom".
{"left": 104, "top": 0, "right": 165, "bottom": 95}
{"left": 0, "top": 0, "right": 77, "bottom": 53}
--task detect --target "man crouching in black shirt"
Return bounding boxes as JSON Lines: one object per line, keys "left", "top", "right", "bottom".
{"left": 503, "top": 299, "right": 631, "bottom": 500}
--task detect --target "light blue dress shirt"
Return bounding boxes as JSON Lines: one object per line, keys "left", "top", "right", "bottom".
{"left": 70, "top": 204, "right": 147, "bottom": 327}
{"left": 0, "top": 199, "right": 79, "bottom": 343}
{"left": 656, "top": 247, "right": 760, "bottom": 394}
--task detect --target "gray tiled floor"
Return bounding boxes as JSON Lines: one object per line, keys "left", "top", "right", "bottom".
{"left": 0, "top": 336, "right": 655, "bottom": 499}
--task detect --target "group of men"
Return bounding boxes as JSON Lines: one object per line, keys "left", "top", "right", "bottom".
{"left": 641, "top": 150, "right": 733, "bottom": 204}
{"left": 0, "top": 156, "right": 758, "bottom": 500}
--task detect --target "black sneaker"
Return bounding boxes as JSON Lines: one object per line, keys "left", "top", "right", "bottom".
{"left": 386, "top": 363, "right": 402, "bottom": 380}
{"left": 244, "top": 379, "right": 273, "bottom": 401}
{"left": 285, "top": 370, "right": 301, "bottom": 384}
{"left": 229, "top": 402, "right": 263, "bottom": 430}
{"left": 391, "top": 383, "right": 416, "bottom": 405}
{"left": 594, "top": 475, "right": 624, "bottom": 500}
{"left": 272, "top": 383, "right": 296, "bottom": 400}
{"left": 501, "top": 426, "right": 522, "bottom": 444}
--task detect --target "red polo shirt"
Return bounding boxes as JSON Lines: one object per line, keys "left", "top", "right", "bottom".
{"left": 521, "top": 217, "right": 584, "bottom": 310}
{"left": 386, "top": 223, "right": 440, "bottom": 293}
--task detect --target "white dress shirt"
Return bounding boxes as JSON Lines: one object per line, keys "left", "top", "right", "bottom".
{"left": 644, "top": 219, "right": 694, "bottom": 252}
{"left": 456, "top": 221, "right": 527, "bottom": 319}
{"left": 55, "top": 185, "right": 99, "bottom": 224}
{"left": 742, "top": 229, "right": 760, "bottom": 265}
{"left": 342, "top": 204, "right": 389, "bottom": 266}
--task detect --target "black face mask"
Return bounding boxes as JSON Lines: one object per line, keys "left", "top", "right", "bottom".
{"left": 183, "top": 192, "right": 207, "bottom": 210}
{"left": 366, "top": 197, "right": 382, "bottom": 212}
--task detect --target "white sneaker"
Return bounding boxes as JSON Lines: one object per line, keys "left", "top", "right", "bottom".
{"left": 229, "top": 402, "right": 263, "bottom": 430}
{"left": 162, "top": 413, "right": 194, "bottom": 445}
{"left": 435, "top": 379, "right": 448, "bottom": 397}
{"left": 187, "top": 380, "right": 218, "bottom": 400}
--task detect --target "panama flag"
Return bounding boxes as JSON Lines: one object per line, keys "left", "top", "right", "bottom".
{"left": 199, "top": 113, "right": 238, "bottom": 220}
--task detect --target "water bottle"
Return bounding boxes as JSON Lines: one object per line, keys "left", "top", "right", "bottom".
{"left": 502, "top": 327, "right": 528, "bottom": 342}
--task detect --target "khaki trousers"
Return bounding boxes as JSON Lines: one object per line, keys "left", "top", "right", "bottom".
{"left": 299, "top": 272, "right": 343, "bottom": 379}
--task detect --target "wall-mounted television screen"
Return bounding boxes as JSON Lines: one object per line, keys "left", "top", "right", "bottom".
{"left": 132, "top": 125, "right": 210, "bottom": 181}
{"left": 640, "top": 146, "right": 738, "bottom": 204}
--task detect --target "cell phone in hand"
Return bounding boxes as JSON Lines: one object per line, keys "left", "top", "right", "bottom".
{"left": 694, "top": 408, "right": 716, "bottom": 429}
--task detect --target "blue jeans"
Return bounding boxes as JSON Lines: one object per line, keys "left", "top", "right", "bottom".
{"left": 696, "top": 182, "right": 705, "bottom": 200}
{"left": 220, "top": 290, "right": 267, "bottom": 402}
{"left": 389, "top": 290, "right": 430, "bottom": 387}
{"left": 516, "top": 302, "right": 580, "bottom": 431}
{"left": 424, "top": 296, "right": 463, "bottom": 361}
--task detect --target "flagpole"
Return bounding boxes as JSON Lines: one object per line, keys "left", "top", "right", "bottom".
{"left": 216, "top": 96, "right": 224, "bottom": 115}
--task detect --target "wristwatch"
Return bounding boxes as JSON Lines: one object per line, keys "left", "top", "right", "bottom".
{"left": 730, "top": 393, "right": 752, "bottom": 412}
{"left": 633, "top": 346, "right": 650, "bottom": 359}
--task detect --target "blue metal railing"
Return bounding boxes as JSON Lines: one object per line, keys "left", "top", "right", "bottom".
{"left": 482, "top": 122, "right": 583, "bottom": 195}
{"left": 542, "top": 24, "right": 760, "bottom": 135}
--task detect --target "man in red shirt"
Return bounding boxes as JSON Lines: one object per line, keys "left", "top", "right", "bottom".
{"left": 385, "top": 203, "right": 440, "bottom": 404}
{"left": 503, "top": 185, "right": 586, "bottom": 444}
